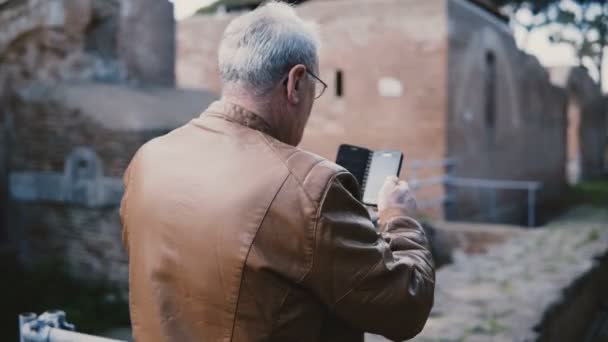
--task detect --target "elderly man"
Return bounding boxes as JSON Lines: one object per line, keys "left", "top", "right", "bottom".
{"left": 120, "top": 2, "right": 434, "bottom": 342}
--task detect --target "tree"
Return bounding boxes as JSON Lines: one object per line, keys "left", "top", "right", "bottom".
{"left": 496, "top": 0, "right": 608, "bottom": 90}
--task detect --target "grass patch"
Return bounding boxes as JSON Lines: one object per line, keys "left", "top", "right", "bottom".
{"left": 543, "top": 176, "right": 608, "bottom": 222}
{"left": 567, "top": 176, "right": 608, "bottom": 208}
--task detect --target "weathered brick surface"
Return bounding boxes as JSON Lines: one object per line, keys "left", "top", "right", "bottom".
{"left": 118, "top": 0, "right": 176, "bottom": 86}
{"left": 0, "top": 0, "right": 216, "bottom": 284}
{"left": 14, "top": 204, "right": 129, "bottom": 284}
{"left": 5, "top": 82, "right": 216, "bottom": 284}
{"left": 177, "top": 0, "right": 573, "bottom": 224}
{"left": 178, "top": 0, "right": 449, "bottom": 217}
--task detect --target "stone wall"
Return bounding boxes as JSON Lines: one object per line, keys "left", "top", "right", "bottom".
{"left": 4, "top": 82, "right": 216, "bottom": 283}
{"left": 564, "top": 68, "right": 606, "bottom": 180}
{"left": 118, "top": 0, "right": 175, "bottom": 86}
{"left": 0, "top": 0, "right": 125, "bottom": 91}
{"left": 550, "top": 66, "right": 607, "bottom": 184}
{"left": 0, "top": 0, "right": 175, "bottom": 91}
{"left": 446, "top": 0, "right": 568, "bottom": 225}
{"left": 0, "top": 0, "right": 214, "bottom": 283}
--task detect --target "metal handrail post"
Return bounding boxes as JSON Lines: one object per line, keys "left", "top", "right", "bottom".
{"left": 444, "top": 161, "right": 457, "bottom": 219}
{"left": 48, "top": 328, "right": 124, "bottom": 342}
{"left": 528, "top": 185, "right": 536, "bottom": 227}
{"left": 19, "top": 313, "right": 37, "bottom": 342}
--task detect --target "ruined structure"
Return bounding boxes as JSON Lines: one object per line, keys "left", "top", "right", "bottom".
{"left": 445, "top": 0, "right": 569, "bottom": 224}
{"left": 0, "top": 0, "right": 217, "bottom": 283}
{"left": 177, "top": 0, "right": 606, "bottom": 224}
{"left": 550, "top": 66, "right": 607, "bottom": 184}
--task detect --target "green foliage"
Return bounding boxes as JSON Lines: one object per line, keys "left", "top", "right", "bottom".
{"left": 496, "top": 0, "right": 608, "bottom": 88}
{"left": 493, "top": 0, "right": 561, "bottom": 14}
{"left": 567, "top": 176, "right": 608, "bottom": 208}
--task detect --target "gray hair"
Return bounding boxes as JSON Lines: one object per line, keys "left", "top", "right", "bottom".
{"left": 218, "top": 1, "right": 320, "bottom": 96}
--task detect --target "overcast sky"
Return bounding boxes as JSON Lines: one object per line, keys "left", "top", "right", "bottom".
{"left": 171, "top": 0, "right": 607, "bottom": 92}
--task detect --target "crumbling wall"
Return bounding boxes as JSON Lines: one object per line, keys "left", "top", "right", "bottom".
{"left": 5, "top": 82, "right": 215, "bottom": 283}
{"left": 0, "top": 0, "right": 126, "bottom": 92}
{"left": 0, "top": 0, "right": 175, "bottom": 91}
{"left": 0, "top": 0, "right": 213, "bottom": 283}
{"left": 446, "top": 0, "right": 568, "bottom": 225}
{"left": 118, "top": 0, "right": 175, "bottom": 86}
{"left": 566, "top": 67, "right": 607, "bottom": 180}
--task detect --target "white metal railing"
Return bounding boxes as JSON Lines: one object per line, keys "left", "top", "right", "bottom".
{"left": 19, "top": 311, "right": 125, "bottom": 342}
{"left": 445, "top": 176, "right": 542, "bottom": 227}
{"left": 405, "top": 159, "right": 542, "bottom": 227}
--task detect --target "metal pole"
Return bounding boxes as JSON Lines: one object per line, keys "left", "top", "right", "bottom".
{"left": 444, "top": 162, "right": 456, "bottom": 220}
{"left": 527, "top": 186, "right": 536, "bottom": 227}
{"left": 410, "top": 164, "right": 418, "bottom": 191}
{"left": 48, "top": 328, "right": 126, "bottom": 342}
{"left": 19, "top": 313, "right": 37, "bottom": 342}
{"left": 490, "top": 188, "right": 497, "bottom": 222}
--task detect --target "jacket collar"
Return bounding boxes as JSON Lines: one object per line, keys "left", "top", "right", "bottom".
{"left": 203, "top": 101, "right": 277, "bottom": 139}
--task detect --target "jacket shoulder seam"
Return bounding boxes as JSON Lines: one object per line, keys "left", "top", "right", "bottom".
{"left": 229, "top": 139, "right": 292, "bottom": 340}
{"left": 257, "top": 133, "right": 328, "bottom": 210}
{"left": 297, "top": 170, "right": 352, "bottom": 286}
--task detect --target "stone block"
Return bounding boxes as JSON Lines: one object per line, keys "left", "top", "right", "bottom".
{"left": 118, "top": 0, "right": 175, "bottom": 86}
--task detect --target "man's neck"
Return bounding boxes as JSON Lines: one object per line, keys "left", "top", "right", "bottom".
{"left": 221, "top": 93, "right": 292, "bottom": 144}
{"left": 222, "top": 93, "right": 268, "bottom": 117}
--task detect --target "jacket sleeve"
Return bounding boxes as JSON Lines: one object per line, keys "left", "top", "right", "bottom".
{"left": 302, "top": 172, "right": 435, "bottom": 341}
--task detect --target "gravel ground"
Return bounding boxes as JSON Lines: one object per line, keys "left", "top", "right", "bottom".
{"left": 368, "top": 206, "right": 608, "bottom": 342}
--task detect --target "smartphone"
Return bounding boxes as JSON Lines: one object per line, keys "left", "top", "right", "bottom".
{"left": 362, "top": 151, "right": 404, "bottom": 206}
{"left": 336, "top": 144, "right": 403, "bottom": 206}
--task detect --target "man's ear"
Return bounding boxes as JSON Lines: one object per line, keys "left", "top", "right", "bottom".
{"left": 286, "top": 64, "right": 307, "bottom": 105}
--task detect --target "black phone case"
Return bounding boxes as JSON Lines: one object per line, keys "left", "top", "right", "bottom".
{"left": 335, "top": 144, "right": 403, "bottom": 205}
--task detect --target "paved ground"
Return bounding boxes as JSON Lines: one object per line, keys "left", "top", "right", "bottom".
{"left": 368, "top": 206, "right": 608, "bottom": 342}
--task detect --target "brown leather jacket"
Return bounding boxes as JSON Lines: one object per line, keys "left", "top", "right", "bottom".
{"left": 121, "top": 101, "right": 435, "bottom": 342}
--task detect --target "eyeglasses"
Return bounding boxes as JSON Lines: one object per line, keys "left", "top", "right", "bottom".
{"left": 306, "top": 70, "right": 327, "bottom": 99}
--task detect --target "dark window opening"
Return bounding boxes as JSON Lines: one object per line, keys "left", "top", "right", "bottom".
{"left": 336, "top": 70, "right": 343, "bottom": 97}
{"left": 77, "top": 160, "right": 88, "bottom": 169}
{"left": 484, "top": 51, "right": 496, "bottom": 132}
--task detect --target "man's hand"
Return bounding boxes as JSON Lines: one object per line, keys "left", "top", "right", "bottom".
{"left": 377, "top": 176, "right": 417, "bottom": 226}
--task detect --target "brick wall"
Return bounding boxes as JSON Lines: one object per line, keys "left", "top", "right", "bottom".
{"left": 177, "top": 0, "right": 577, "bottom": 224}
{"left": 178, "top": 0, "right": 449, "bottom": 216}
{"left": 6, "top": 90, "right": 156, "bottom": 285}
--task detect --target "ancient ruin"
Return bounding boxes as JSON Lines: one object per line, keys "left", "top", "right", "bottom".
{"left": 1, "top": 0, "right": 607, "bottom": 340}
{"left": 0, "top": 0, "right": 217, "bottom": 283}
{"left": 178, "top": 0, "right": 607, "bottom": 225}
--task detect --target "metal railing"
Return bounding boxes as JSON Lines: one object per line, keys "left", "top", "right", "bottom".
{"left": 445, "top": 176, "right": 542, "bottom": 227}
{"left": 19, "top": 311, "right": 125, "bottom": 342}
{"left": 405, "top": 159, "right": 543, "bottom": 227}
